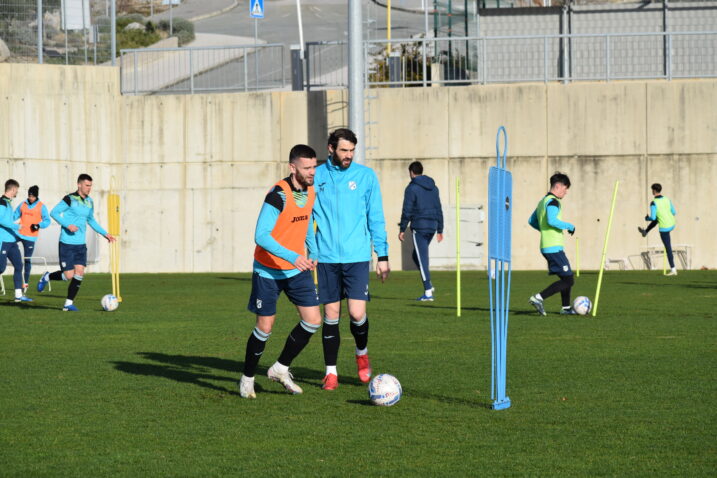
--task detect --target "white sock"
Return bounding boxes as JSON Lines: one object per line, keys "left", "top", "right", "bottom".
{"left": 326, "top": 365, "right": 337, "bottom": 376}
{"left": 242, "top": 375, "right": 254, "bottom": 383}
{"left": 535, "top": 293, "right": 543, "bottom": 301}
{"left": 64, "top": 299, "right": 73, "bottom": 307}
{"left": 15, "top": 289, "right": 22, "bottom": 299}
{"left": 355, "top": 347, "right": 368, "bottom": 356}
{"left": 425, "top": 288, "right": 433, "bottom": 298}
{"left": 272, "top": 362, "right": 288, "bottom": 374}
{"left": 671, "top": 267, "right": 677, "bottom": 272}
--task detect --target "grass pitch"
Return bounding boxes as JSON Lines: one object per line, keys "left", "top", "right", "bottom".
{"left": 1, "top": 270, "right": 715, "bottom": 476}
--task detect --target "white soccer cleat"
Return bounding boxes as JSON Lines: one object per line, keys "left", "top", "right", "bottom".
{"left": 666, "top": 268, "right": 678, "bottom": 276}
{"left": 239, "top": 375, "right": 256, "bottom": 399}
{"left": 267, "top": 363, "right": 303, "bottom": 395}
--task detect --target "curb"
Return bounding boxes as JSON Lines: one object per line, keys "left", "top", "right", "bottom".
{"left": 370, "top": 0, "right": 427, "bottom": 14}
{"left": 188, "top": 0, "right": 240, "bottom": 23}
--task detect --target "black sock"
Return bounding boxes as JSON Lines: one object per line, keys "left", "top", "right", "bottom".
{"left": 67, "top": 276, "right": 83, "bottom": 301}
{"left": 49, "top": 270, "right": 64, "bottom": 281}
{"left": 322, "top": 318, "right": 340, "bottom": 367}
{"left": 561, "top": 288, "right": 572, "bottom": 308}
{"left": 278, "top": 320, "right": 319, "bottom": 367}
{"left": 350, "top": 315, "right": 369, "bottom": 351}
{"left": 243, "top": 328, "right": 270, "bottom": 377}
{"left": 541, "top": 275, "right": 574, "bottom": 301}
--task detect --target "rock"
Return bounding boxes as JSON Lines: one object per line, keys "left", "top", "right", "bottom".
{"left": 0, "top": 36, "right": 10, "bottom": 62}
{"left": 45, "top": 10, "right": 61, "bottom": 32}
{"left": 124, "top": 22, "right": 145, "bottom": 31}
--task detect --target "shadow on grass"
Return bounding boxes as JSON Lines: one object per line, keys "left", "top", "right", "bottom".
{"left": 0, "top": 301, "right": 62, "bottom": 311}
{"left": 112, "top": 352, "right": 362, "bottom": 393}
{"left": 615, "top": 280, "right": 716, "bottom": 289}
{"left": 216, "top": 276, "right": 251, "bottom": 282}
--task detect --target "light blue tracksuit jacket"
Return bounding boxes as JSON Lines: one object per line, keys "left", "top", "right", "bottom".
{"left": 313, "top": 159, "right": 388, "bottom": 264}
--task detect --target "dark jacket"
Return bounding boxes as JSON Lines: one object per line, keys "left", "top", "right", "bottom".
{"left": 399, "top": 175, "right": 444, "bottom": 234}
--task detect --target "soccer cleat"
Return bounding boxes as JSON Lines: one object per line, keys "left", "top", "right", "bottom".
{"left": 267, "top": 364, "right": 303, "bottom": 394}
{"left": 666, "top": 269, "right": 678, "bottom": 276}
{"left": 62, "top": 304, "right": 79, "bottom": 312}
{"left": 560, "top": 308, "right": 577, "bottom": 315}
{"left": 37, "top": 272, "right": 50, "bottom": 292}
{"left": 238, "top": 375, "right": 256, "bottom": 399}
{"left": 14, "top": 296, "right": 33, "bottom": 303}
{"left": 529, "top": 295, "right": 547, "bottom": 316}
{"left": 416, "top": 295, "right": 434, "bottom": 302}
{"left": 637, "top": 226, "right": 647, "bottom": 237}
{"left": 356, "top": 354, "right": 372, "bottom": 383}
{"left": 322, "top": 373, "right": 338, "bottom": 390}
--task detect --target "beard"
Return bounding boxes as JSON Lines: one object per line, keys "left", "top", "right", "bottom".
{"left": 294, "top": 172, "right": 314, "bottom": 189}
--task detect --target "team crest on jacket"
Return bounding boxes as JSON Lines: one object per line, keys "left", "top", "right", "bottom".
{"left": 348, "top": 181, "right": 357, "bottom": 190}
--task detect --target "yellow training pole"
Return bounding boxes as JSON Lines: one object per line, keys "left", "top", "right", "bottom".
{"left": 576, "top": 237, "right": 580, "bottom": 277}
{"left": 456, "top": 177, "right": 461, "bottom": 317}
{"left": 592, "top": 181, "right": 619, "bottom": 317}
{"left": 662, "top": 247, "right": 667, "bottom": 275}
{"left": 108, "top": 178, "right": 122, "bottom": 302}
{"left": 386, "top": 0, "right": 392, "bottom": 55}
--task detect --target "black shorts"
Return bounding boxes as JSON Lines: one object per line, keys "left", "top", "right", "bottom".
{"left": 247, "top": 270, "right": 320, "bottom": 316}
{"left": 317, "top": 261, "right": 370, "bottom": 304}
{"left": 542, "top": 251, "right": 573, "bottom": 277}
{"left": 59, "top": 243, "right": 87, "bottom": 271}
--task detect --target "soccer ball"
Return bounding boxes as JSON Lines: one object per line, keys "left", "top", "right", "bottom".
{"left": 101, "top": 294, "right": 119, "bottom": 312}
{"left": 573, "top": 296, "right": 592, "bottom": 316}
{"left": 368, "top": 373, "right": 402, "bottom": 406}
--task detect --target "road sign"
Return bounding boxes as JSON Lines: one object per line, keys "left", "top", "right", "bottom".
{"left": 250, "top": 0, "right": 265, "bottom": 19}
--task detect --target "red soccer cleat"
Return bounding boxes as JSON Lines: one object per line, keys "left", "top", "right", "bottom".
{"left": 322, "top": 373, "right": 338, "bottom": 390}
{"left": 355, "top": 354, "right": 372, "bottom": 383}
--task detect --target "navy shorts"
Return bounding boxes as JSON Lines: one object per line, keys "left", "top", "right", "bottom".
{"left": 247, "top": 270, "right": 320, "bottom": 316}
{"left": 59, "top": 243, "right": 87, "bottom": 271}
{"left": 542, "top": 251, "right": 573, "bottom": 277}
{"left": 317, "top": 261, "right": 370, "bottom": 304}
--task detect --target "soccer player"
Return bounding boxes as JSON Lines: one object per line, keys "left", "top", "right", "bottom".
{"left": 313, "top": 128, "right": 390, "bottom": 390}
{"left": 239, "top": 145, "right": 322, "bottom": 399}
{"left": 398, "top": 161, "right": 444, "bottom": 301}
{"left": 638, "top": 183, "right": 678, "bottom": 276}
{"left": 527, "top": 172, "right": 577, "bottom": 315}
{"left": 0, "top": 179, "right": 33, "bottom": 302}
{"left": 14, "top": 185, "right": 51, "bottom": 291}
{"left": 37, "top": 174, "right": 116, "bottom": 311}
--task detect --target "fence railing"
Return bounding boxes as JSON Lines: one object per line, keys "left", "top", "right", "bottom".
{"left": 120, "top": 43, "right": 286, "bottom": 95}
{"left": 305, "top": 30, "right": 717, "bottom": 90}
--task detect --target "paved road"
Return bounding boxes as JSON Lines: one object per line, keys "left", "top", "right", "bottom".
{"left": 195, "top": 0, "right": 432, "bottom": 46}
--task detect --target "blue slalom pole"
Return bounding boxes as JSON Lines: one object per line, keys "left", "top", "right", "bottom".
{"left": 488, "top": 126, "right": 512, "bottom": 410}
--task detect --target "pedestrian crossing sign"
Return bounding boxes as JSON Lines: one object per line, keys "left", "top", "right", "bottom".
{"left": 250, "top": 0, "right": 264, "bottom": 19}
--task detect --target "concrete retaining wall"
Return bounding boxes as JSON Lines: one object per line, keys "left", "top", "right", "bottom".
{"left": 1, "top": 63, "right": 714, "bottom": 272}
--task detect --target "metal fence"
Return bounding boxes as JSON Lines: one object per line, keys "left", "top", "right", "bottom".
{"left": 304, "top": 30, "right": 717, "bottom": 89}
{"left": 0, "top": 0, "right": 116, "bottom": 65}
{"left": 120, "top": 43, "right": 286, "bottom": 95}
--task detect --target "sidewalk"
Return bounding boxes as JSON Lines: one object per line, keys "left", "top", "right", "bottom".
{"left": 148, "top": 0, "right": 239, "bottom": 23}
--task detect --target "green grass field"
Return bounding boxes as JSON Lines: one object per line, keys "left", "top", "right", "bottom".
{"left": 1, "top": 270, "right": 715, "bottom": 476}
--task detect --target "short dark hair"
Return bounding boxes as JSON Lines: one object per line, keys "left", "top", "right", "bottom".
{"left": 5, "top": 179, "right": 19, "bottom": 191}
{"left": 28, "top": 185, "right": 39, "bottom": 197}
{"left": 77, "top": 173, "right": 93, "bottom": 183}
{"left": 328, "top": 128, "right": 357, "bottom": 151}
{"left": 651, "top": 183, "right": 662, "bottom": 193}
{"left": 289, "top": 144, "right": 317, "bottom": 163}
{"left": 408, "top": 161, "right": 423, "bottom": 175}
{"left": 550, "top": 172, "right": 571, "bottom": 188}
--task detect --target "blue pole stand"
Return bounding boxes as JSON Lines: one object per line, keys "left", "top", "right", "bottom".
{"left": 488, "top": 126, "right": 512, "bottom": 411}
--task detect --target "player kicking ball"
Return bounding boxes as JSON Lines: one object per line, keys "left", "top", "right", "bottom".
{"left": 37, "top": 174, "right": 115, "bottom": 311}
{"left": 527, "top": 172, "right": 577, "bottom": 315}
{"left": 239, "top": 145, "right": 322, "bottom": 399}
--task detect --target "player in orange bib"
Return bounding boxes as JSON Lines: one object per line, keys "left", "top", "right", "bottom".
{"left": 239, "top": 145, "right": 322, "bottom": 399}
{"left": 14, "top": 185, "right": 50, "bottom": 291}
